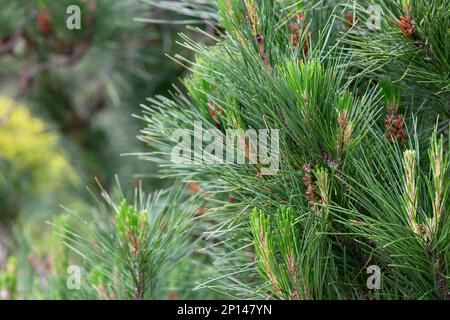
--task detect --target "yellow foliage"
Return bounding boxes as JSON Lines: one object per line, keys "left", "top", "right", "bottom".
{"left": 0, "top": 96, "right": 79, "bottom": 191}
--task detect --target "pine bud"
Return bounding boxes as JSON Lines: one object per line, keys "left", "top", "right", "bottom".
{"left": 289, "top": 13, "right": 312, "bottom": 60}
{"left": 424, "top": 134, "right": 446, "bottom": 240}
{"left": 302, "top": 162, "right": 322, "bottom": 205}
{"left": 188, "top": 182, "right": 201, "bottom": 193}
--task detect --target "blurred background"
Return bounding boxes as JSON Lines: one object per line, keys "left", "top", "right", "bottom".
{"left": 0, "top": 0, "right": 216, "bottom": 298}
